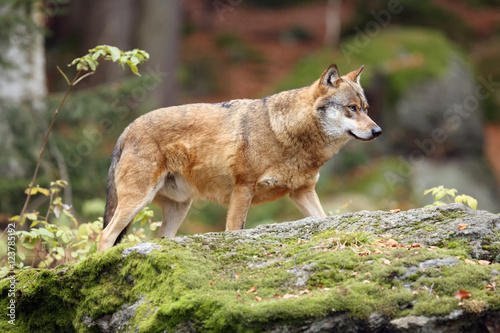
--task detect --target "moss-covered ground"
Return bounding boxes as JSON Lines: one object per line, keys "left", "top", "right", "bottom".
{"left": 1, "top": 225, "right": 499, "bottom": 332}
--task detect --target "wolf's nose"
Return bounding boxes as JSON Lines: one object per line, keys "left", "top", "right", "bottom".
{"left": 372, "top": 127, "right": 382, "bottom": 138}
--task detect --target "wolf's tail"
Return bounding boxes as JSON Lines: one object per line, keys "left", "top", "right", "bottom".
{"left": 103, "top": 134, "right": 126, "bottom": 246}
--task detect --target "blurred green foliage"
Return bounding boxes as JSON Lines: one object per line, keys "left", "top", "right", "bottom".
{"left": 344, "top": 0, "right": 475, "bottom": 46}
{"left": 276, "top": 27, "right": 459, "bottom": 106}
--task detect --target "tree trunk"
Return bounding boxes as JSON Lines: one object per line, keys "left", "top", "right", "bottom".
{"left": 325, "top": 0, "right": 341, "bottom": 47}
{"left": 135, "top": 0, "right": 182, "bottom": 107}
{"left": 0, "top": 1, "right": 47, "bottom": 179}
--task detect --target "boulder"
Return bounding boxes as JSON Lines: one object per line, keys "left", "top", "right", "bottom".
{"left": 1, "top": 203, "right": 499, "bottom": 332}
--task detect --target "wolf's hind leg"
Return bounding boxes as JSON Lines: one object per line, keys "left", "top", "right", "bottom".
{"left": 156, "top": 196, "right": 192, "bottom": 238}
{"left": 98, "top": 173, "right": 164, "bottom": 252}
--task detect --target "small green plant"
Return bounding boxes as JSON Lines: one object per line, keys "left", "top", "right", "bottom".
{"left": 125, "top": 207, "right": 162, "bottom": 244}
{"left": 423, "top": 185, "right": 478, "bottom": 209}
{"left": 1, "top": 45, "right": 150, "bottom": 276}
{"left": 1, "top": 181, "right": 158, "bottom": 277}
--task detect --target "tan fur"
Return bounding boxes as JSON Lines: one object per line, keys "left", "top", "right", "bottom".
{"left": 97, "top": 64, "right": 382, "bottom": 251}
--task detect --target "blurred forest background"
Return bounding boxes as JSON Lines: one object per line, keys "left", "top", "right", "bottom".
{"left": 1, "top": 0, "right": 500, "bottom": 237}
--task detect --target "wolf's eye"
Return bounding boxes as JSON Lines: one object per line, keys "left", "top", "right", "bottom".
{"left": 348, "top": 105, "right": 357, "bottom": 112}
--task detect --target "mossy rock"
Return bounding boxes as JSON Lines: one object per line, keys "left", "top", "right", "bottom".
{"left": 1, "top": 204, "right": 500, "bottom": 332}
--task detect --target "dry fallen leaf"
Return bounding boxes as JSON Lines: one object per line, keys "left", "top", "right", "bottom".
{"left": 455, "top": 290, "right": 472, "bottom": 300}
{"left": 386, "top": 239, "right": 399, "bottom": 247}
{"left": 273, "top": 294, "right": 282, "bottom": 298}
{"left": 373, "top": 249, "right": 383, "bottom": 254}
{"left": 357, "top": 250, "right": 371, "bottom": 256}
{"left": 234, "top": 273, "right": 241, "bottom": 279}
{"left": 246, "top": 286, "right": 257, "bottom": 294}
{"left": 283, "top": 294, "right": 300, "bottom": 299}
{"left": 363, "top": 280, "right": 371, "bottom": 284}
{"left": 255, "top": 296, "right": 263, "bottom": 302}
{"left": 297, "top": 239, "right": 303, "bottom": 245}
{"left": 389, "top": 209, "right": 401, "bottom": 213}
{"left": 410, "top": 243, "right": 423, "bottom": 248}
{"left": 299, "top": 289, "right": 311, "bottom": 295}
{"left": 458, "top": 224, "right": 467, "bottom": 230}
{"left": 382, "top": 259, "right": 391, "bottom": 266}
{"left": 478, "top": 260, "right": 491, "bottom": 265}
{"left": 236, "top": 294, "right": 241, "bottom": 299}
{"left": 464, "top": 259, "right": 477, "bottom": 265}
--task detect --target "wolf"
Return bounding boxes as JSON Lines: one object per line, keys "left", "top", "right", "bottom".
{"left": 97, "top": 63, "right": 382, "bottom": 251}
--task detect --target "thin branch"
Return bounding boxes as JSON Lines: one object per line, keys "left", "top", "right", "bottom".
{"left": 9, "top": 70, "right": 82, "bottom": 232}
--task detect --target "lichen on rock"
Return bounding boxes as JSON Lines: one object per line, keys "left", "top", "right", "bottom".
{"left": 1, "top": 203, "right": 499, "bottom": 332}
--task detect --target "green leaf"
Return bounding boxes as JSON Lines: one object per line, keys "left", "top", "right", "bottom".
{"left": 0, "top": 267, "right": 10, "bottom": 279}
{"left": 467, "top": 197, "right": 478, "bottom": 210}
{"left": 423, "top": 188, "right": 433, "bottom": 195}
{"left": 446, "top": 188, "right": 457, "bottom": 197}
{"left": 127, "top": 60, "right": 139, "bottom": 76}
{"left": 69, "top": 58, "right": 80, "bottom": 66}
{"left": 432, "top": 186, "right": 444, "bottom": 196}
{"left": 78, "top": 224, "right": 88, "bottom": 237}
{"left": 38, "top": 228, "right": 55, "bottom": 239}
{"left": 434, "top": 191, "right": 446, "bottom": 201}
{"left": 22, "top": 242, "right": 35, "bottom": 250}
{"left": 108, "top": 46, "right": 121, "bottom": 62}
{"left": 55, "top": 179, "right": 69, "bottom": 187}
{"left": 17, "top": 252, "right": 26, "bottom": 261}
{"left": 9, "top": 215, "right": 20, "bottom": 222}
{"left": 57, "top": 247, "right": 65, "bottom": 257}
{"left": 76, "top": 59, "right": 89, "bottom": 71}
{"left": 30, "top": 220, "right": 47, "bottom": 228}
{"left": 88, "top": 59, "right": 97, "bottom": 71}
{"left": 61, "top": 234, "right": 71, "bottom": 244}
{"left": 25, "top": 212, "right": 39, "bottom": 221}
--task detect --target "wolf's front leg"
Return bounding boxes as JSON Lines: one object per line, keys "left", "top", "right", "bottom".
{"left": 289, "top": 185, "right": 326, "bottom": 218}
{"left": 226, "top": 184, "right": 254, "bottom": 230}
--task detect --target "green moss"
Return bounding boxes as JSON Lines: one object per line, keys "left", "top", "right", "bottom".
{"left": 440, "top": 211, "right": 466, "bottom": 220}
{"left": 481, "top": 230, "right": 500, "bottom": 263}
{"left": 437, "top": 238, "right": 473, "bottom": 255}
{"left": 2, "top": 228, "right": 500, "bottom": 332}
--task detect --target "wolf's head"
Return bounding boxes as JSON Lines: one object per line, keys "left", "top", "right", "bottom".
{"left": 314, "top": 64, "right": 382, "bottom": 142}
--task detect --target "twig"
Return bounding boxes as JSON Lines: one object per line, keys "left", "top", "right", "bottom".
{"left": 7, "top": 70, "right": 82, "bottom": 233}
{"left": 428, "top": 282, "right": 434, "bottom": 300}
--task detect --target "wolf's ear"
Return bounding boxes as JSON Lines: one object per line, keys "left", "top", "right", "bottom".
{"left": 320, "top": 64, "right": 342, "bottom": 89}
{"left": 345, "top": 65, "right": 364, "bottom": 84}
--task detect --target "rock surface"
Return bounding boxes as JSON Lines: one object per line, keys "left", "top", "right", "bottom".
{"left": 1, "top": 203, "right": 499, "bottom": 332}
